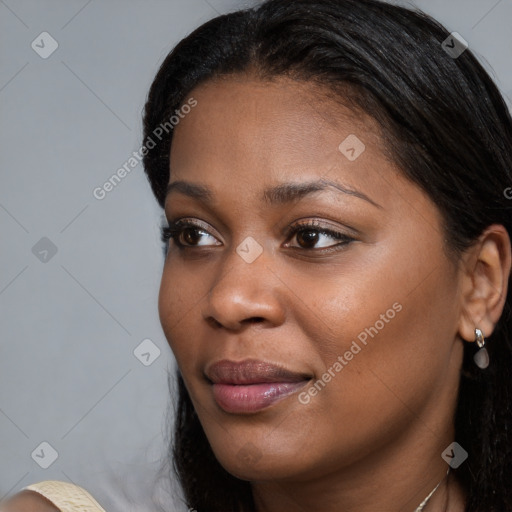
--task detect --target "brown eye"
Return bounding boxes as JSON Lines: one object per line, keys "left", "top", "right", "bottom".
{"left": 162, "top": 219, "right": 221, "bottom": 248}
{"left": 295, "top": 229, "right": 321, "bottom": 249}
{"left": 180, "top": 227, "right": 207, "bottom": 246}
{"left": 285, "top": 222, "right": 355, "bottom": 251}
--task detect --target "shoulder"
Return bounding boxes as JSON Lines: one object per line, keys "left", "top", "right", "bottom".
{"left": 1, "top": 481, "right": 107, "bottom": 512}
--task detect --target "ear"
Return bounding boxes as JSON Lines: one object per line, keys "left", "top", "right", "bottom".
{"left": 458, "top": 224, "right": 512, "bottom": 343}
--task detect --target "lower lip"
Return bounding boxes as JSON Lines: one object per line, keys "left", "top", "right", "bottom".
{"left": 212, "top": 381, "right": 309, "bottom": 413}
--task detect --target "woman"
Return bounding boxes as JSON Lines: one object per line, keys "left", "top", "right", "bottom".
{"left": 3, "top": 0, "right": 511, "bottom": 511}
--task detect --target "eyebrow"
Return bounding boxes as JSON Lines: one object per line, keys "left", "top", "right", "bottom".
{"left": 165, "top": 178, "right": 382, "bottom": 209}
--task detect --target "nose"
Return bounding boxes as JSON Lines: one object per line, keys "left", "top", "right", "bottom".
{"left": 201, "top": 243, "right": 286, "bottom": 331}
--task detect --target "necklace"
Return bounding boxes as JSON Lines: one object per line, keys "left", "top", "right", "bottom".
{"left": 413, "top": 469, "right": 450, "bottom": 512}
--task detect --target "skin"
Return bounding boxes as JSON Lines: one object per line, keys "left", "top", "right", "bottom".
{"left": 159, "top": 74, "right": 511, "bottom": 512}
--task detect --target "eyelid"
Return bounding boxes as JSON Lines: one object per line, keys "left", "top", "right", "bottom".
{"left": 166, "top": 217, "right": 351, "bottom": 238}
{"left": 282, "top": 219, "right": 356, "bottom": 249}
{"left": 283, "top": 217, "right": 359, "bottom": 237}
{"left": 170, "top": 217, "right": 222, "bottom": 240}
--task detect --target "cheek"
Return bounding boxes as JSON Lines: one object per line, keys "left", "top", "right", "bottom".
{"left": 296, "top": 250, "right": 459, "bottom": 448}
{"left": 158, "top": 261, "right": 205, "bottom": 365}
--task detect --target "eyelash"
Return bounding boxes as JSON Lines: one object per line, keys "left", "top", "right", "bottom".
{"left": 160, "top": 218, "right": 355, "bottom": 253}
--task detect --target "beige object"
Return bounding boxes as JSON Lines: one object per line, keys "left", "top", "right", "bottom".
{"left": 21, "top": 481, "right": 106, "bottom": 512}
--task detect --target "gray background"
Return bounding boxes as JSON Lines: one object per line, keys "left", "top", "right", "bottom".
{"left": 1, "top": 0, "right": 511, "bottom": 511}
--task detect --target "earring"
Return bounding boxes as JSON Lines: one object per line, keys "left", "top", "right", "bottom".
{"left": 473, "top": 328, "right": 489, "bottom": 369}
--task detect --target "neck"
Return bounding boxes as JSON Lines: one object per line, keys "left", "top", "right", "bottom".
{"left": 418, "top": 470, "right": 466, "bottom": 512}
{"left": 252, "top": 420, "right": 466, "bottom": 512}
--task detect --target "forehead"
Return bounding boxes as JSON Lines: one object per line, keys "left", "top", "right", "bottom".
{"left": 169, "top": 74, "right": 386, "bottom": 177}
{"left": 168, "top": 76, "right": 442, "bottom": 221}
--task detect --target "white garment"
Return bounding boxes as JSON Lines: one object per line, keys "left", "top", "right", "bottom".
{"left": 21, "top": 480, "right": 107, "bottom": 512}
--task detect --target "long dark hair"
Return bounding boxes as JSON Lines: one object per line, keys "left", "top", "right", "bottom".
{"left": 141, "top": 1, "right": 512, "bottom": 510}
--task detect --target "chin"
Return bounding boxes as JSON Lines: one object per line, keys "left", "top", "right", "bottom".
{"left": 216, "top": 451, "right": 303, "bottom": 482}
{"left": 206, "top": 433, "right": 319, "bottom": 482}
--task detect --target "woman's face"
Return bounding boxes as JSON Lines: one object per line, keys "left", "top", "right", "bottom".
{"left": 158, "top": 75, "right": 464, "bottom": 482}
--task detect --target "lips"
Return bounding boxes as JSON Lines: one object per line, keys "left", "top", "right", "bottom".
{"left": 205, "top": 359, "right": 311, "bottom": 413}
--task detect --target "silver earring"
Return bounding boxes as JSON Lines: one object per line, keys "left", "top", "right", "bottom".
{"left": 473, "top": 328, "right": 489, "bottom": 369}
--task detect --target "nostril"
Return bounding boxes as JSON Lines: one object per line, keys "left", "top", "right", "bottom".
{"left": 205, "top": 311, "right": 271, "bottom": 330}
{"left": 206, "top": 317, "right": 223, "bottom": 329}
{"left": 247, "top": 317, "right": 265, "bottom": 323}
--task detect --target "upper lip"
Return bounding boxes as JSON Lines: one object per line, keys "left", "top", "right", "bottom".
{"left": 205, "top": 359, "right": 311, "bottom": 385}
